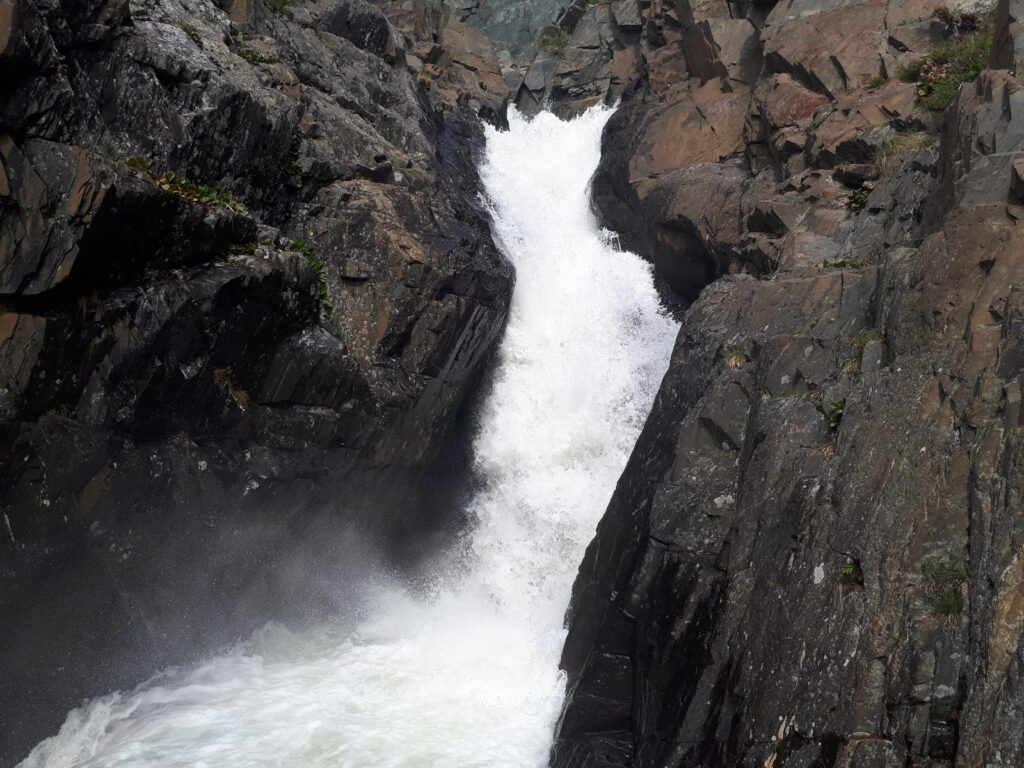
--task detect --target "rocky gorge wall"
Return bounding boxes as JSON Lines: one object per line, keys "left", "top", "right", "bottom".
{"left": 549, "top": 0, "right": 1024, "bottom": 766}
{"left": 0, "top": 0, "right": 517, "bottom": 760}
{"left": 6, "top": 0, "right": 1024, "bottom": 765}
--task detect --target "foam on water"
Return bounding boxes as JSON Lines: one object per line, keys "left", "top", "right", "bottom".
{"left": 19, "top": 105, "right": 679, "bottom": 768}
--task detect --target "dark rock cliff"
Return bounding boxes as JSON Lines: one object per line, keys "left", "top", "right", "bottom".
{"left": 0, "top": 0, "right": 513, "bottom": 761}
{"left": 6, "top": 0, "right": 1024, "bottom": 764}
{"left": 553, "top": 0, "right": 1024, "bottom": 766}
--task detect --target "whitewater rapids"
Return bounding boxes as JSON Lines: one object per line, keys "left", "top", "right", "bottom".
{"left": 19, "top": 105, "right": 679, "bottom": 768}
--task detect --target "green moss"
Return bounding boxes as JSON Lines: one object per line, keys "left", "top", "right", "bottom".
{"left": 291, "top": 237, "right": 332, "bottom": 314}
{"left": 865, "top": 75, "right": 890, "bottom": 89}
{"left": 898, "top": 32, "right": 992, "bottom": 111}
{"left": 538, "top": 24, "right": 569, "bottom": 54}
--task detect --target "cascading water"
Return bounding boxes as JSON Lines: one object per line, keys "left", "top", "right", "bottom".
{"left": 19, "top": 105, "right": 678, "bottom": 768}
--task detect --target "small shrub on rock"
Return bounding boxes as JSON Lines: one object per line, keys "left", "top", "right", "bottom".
{"left": 154, "top": 172, "right": 248, "bottom": 215}
{"left": 898, "top": 32, "right": 992, "bottom": 111}
{"left": 846, "top": 188, "right": 869, "bottom": 211}
{"left": 291, "top": 237, "right": 332, "bottom": 314}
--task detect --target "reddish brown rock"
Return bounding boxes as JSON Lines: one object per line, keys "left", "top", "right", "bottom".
{"left": 760, "top": 73, "right": 831, "bottom": 129}
{"left": 629, "top": 78, "right": 750, "bottom": 187}
{"left": 764, "top": 0, "right": 888, "bottom": 97}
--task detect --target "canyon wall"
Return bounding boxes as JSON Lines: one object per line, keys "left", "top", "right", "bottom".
{"left": 552, "top": 0, "right": 1024, "bottom": 766}
{"left": 0, "top": 0, "right": 515, "bottom": 760}
{"left": 6, "top": 0, "right": 1024, "bottom": 765}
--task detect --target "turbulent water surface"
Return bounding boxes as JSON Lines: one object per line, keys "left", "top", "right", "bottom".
{"left": 21, "top": 106, "right": 678, "bottom": 768}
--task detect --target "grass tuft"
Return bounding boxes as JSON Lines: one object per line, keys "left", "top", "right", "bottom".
{"left": 874, "top": 132, "right": 937, "bottom": 175}
{"left": 921, "top": 558, "right": 967, "bottom": 617}
{"left": 723, "top": 347, "right": 748, "bottom": 369}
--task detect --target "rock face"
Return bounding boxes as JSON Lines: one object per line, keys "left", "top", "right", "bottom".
{"left": 0, "top": 0, "right": 511, "bottom": 761}
{"left": 553, "top": 0, "right": 1024, "bottom": 765}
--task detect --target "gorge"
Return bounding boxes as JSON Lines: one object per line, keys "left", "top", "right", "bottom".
{"left": 4, "top": 0, "right": 1024, "bottom": 765}
{"left": 17, "top": 105, "right": 678, "bottom": 768}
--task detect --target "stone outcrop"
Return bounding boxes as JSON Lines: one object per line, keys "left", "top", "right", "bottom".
{"left": 553, "top": 0, "right": 1024, "bottom": 765}
{"left": 0, "top": 0, "right": 512, "bottom": 761}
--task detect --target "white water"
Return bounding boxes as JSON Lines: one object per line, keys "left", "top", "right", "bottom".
{"left": 19, "top": 106, "right": 678, "bottom": 768}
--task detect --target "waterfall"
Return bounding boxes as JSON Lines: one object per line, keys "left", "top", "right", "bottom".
{"left": 19, "top": 106, "right": 678, "bottom": 768}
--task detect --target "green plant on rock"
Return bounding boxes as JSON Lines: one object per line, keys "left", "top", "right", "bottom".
{"left": 934, "top": 588, "right": 963, "bottom": 615}
{"left": 851, "top": 327, "right": 883, "bottom": 349}
{"left": 839, "top": 559, "right": 865, "bottom": 589}
{"left": 769, "top": 390, "right": 802, "bottom": 399}
{"left": 921, "top": 559, "right": 967, "bottom": 584}
{"left": 237, "top": 45, "right": 280, "bottom": 66}
{"left": 723, "top": 347, "right": 748, "bottom": 369}
{"left": 897, "top": 32, "right": 992, "bottom": 111}
{"left": 875, "top": 131, "right": 936, "bottom": 176}
{"left": 153, "top": 171, "right": 248, "bottom": 215}
{"left": 122, "top": 156, "right": 153, "bottom": 172}
{"left": 865, "top": 75, "right": 890, "bottom": 89}
{"left": 283, "top": 132, "right": 303, "bottom": 179}
{"left": 921, "top": 558, "right": 967, "bottom": 617}
{"left": 538, "top": 24, "right": 569, "bottom": 54}
{"left": 817, "top": 398, "right": 845, "bottom": 429}
{"left": 291, "top": 237, "right": 332, "bottom": 314}
{"left": 267, "top": 0, "right": 295, "bottom": 17}
{"left": 844, "top": 327, "right": 884, "bottom": 376}
{"left": 816, "top": 257, "right": 869, "bottom": 269}
{"left": 169, "top": 21, "right": 204, "bottom": 46}
{"left": 846, "top": 187, "right": 870, "bottom": 212}
{"left": 226, "top": 241, "right": 257, "bottom": 257}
